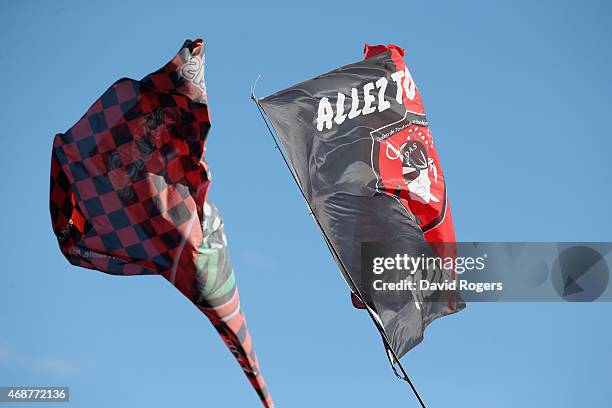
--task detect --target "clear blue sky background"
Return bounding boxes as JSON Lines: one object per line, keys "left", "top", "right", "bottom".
{"left": 1, "top": 1, "right": 611, "bottom": 407}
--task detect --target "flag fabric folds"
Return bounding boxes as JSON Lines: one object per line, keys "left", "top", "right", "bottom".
{"left": 50, "top": 39, "right": 273, "bottom": 407}
{"left": 257, "top": 44, "right": 464, "bottom": 358}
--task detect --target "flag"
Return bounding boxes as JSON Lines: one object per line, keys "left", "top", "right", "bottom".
{"left": 50, "top": 39, "right": 273, "bottom": 407}
{"left": 257, "top": 44, "right": 463, "bottom": 358}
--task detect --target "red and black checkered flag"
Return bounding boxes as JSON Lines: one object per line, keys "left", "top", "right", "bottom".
{"left": 50, "top": 39, "right": 273, "bottom": 407}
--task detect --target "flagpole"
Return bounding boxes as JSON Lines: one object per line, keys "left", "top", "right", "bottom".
{"left": 251, "top": 92, "right": 428, "bottom": 408}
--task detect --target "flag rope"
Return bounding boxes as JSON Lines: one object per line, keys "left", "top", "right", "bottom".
{"left": 251, "top": 89, "right": 428, "bottom": 408}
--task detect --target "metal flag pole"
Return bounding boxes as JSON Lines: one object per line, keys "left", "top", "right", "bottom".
{"left": 251, "top": 83, "right": 428, "bottom": 408}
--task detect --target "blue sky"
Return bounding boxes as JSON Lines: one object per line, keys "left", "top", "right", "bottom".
{"left": 1, "top": 0, "right": 611, "bottom": 407}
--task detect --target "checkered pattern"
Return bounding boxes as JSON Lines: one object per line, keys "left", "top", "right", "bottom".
{"left": 50, "top": 39, "right": 273, "bottom": 408}
{"left": 50, "top": 39, "right": 210, "bottom": 278}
